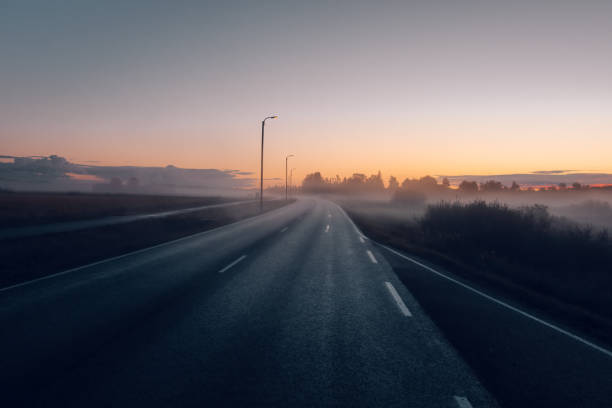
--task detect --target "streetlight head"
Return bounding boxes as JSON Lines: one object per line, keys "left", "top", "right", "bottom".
{"left": 270, "top": 115, "right": 278, "bottom": 119}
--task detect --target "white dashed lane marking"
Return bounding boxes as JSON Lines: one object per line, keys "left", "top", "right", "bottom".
{"left": 454, "top": 396, "right": 473, "bottom": 408}
{"left": 380, "top": 244, "right": 612, "bottom": 359}
{"left": 384, "top": 281, "right": 412, "bottom": 317}
{"left": 218, "top": 255, "right": 247, "bottom": 274}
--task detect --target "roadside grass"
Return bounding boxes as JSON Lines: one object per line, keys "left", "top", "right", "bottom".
{"left": 344, "top": 200, "right": 612, "bottom": 346}
{"left": 0, "top": 199, "right": 292, "bottom": 289}
{"left": 0, "top": 191, "right": 243, "bottom": 228}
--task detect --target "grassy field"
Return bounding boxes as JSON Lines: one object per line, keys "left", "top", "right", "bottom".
{"left": 343, "top": 199, "right": 612, "bottom": 346}
{"left": 0, "top": 199, "right": 291, "bottom": 289}
{"left": 0, "top": 191, "right": 243, "bottom": 228}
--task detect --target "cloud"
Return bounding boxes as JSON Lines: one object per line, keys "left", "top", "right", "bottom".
{"left": 531, "top": 170, "right": 576, "bottom": 175}
{"left": 0, "top": 155, "right": 255, "bottom": 195}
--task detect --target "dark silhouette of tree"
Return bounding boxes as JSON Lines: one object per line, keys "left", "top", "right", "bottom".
{"left": 366, "top": 171, "right": 385, "bottom": 191}
{"left": 459, "top": 180, "right": 479, "bottom": 193}
{"left": 302, "top": 171, "right": 388, "bottom": 194}
{"left": 401, "top": 178, "right": 418, "bottom": 189}
{"left": 558, "top": 182, "right": 567, "bottom": 190}
{"left": 442, "top": 177, "right": 450, "bottom": 188}
{"left": 510, "top": 181, "right": 520, "bottom": 191}
{"left": 572, "top": 182, "right": 582, "bottom": 190}
{"left": 347, "top": 173, "right": 366, "bottom": 186}
{"left": 388, "top": 176, "right": 399, "bottom": 191}
{"left": 302, "top": 172, "right": 326, "bottom": 192}
{"left": 419, "top": 175, "right": 437, "bottom": 187}
{"left": 481, "top": 180, "right": 503, "bottom": 192}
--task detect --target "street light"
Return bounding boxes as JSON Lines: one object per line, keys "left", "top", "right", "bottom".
{"left": 260, "top": 115, "right": 278, "bottom": 212}
{"left": 290, "top": 167, "right": 296, "bottom": 197}
{"left": 285, "top": 154, "right": 294, "bottom": 201}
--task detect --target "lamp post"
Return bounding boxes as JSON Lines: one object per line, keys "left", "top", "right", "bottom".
{"left": 290, "top": 167, "right": 296, "bottom": 197}
{"left": 260, "top": 115, "right": 278, "bottom": 211}
{"left": 285, "top": 154, "right": 294, "bottom": 201}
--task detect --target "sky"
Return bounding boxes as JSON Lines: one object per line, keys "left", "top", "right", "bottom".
{"left": 1, "top": 0, "right": 611, "bottom": 186}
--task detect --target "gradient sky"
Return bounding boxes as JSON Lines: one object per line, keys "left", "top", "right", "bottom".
{"left": 1, "top": 0, "right": 611, "bottom": 185}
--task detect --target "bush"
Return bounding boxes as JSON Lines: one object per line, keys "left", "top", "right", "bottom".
{"left": 416, "top": 201, "right": 612, "bottom": 318}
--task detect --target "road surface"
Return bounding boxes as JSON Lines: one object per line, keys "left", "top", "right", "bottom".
{"left": 0, "top": 198, "right": 495, "bottom": 407}
{"left": 378, "top": 244, "right": 612, "bottom": 407}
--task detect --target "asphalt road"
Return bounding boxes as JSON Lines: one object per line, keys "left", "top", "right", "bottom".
{"left": 0, "top": 197, "right": 495, "bottom": 407}
{"left": 378, "top": 245, "right": 612, "bottom": 407}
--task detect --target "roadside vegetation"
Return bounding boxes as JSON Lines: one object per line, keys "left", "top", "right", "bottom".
{"left": 0, "top": 199, "right": 292, "bottom": 288}
{"left": 0, "top": 191, "right": 243, "bottom": 228}
{"left": 344, "top": 199, "right": 612, "bottom": 345}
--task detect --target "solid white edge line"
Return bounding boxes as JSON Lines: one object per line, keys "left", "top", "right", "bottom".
{"left": 218, "top": 255, "right": 247, "bottom": 273}
{"left": 454, "top": 396, "right": 474, "bottom": 408}
{"left": 334, "top": 203, "right": 366, "bottom": 236}
{"left": 380, "top": 244, "right": 612, "bottom": 359}
{"left": 280, "top": 226, "right": 288, "bottom": 233}
{"left": 325, "top": 224, "right": 330, "bottom": 233}
{"left": 366, "top": 250, "right": 378, "bottom": 264}
{"left": 0, "top": 201, "right": 299, "bottom": 293}
{"left": 359, "top": 236, "right": 365, "bottom": 243}
{"left": 384, "top": 281, "right": 412, "bottom": 317}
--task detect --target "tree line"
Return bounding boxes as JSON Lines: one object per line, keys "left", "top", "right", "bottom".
{"left": 297, "top": 171, "right": 608, "bottom": 195}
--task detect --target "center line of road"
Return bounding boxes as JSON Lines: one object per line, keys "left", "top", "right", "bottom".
{"left": 280, "top": 226, "right": 288, "bottom": 233}
{"left": 218, "top": 255, "right": 247, "bottom": 273}
{"left": 325, "top": 224, "right": 330, "bottom": 233}
{"left": 384, "top": 281, "right": 412, "bottom": 317}
{"left": 366, "top": 250, "right": 378, "bottom": 264}
{"left": 328, "top": 213, "right": 332, "bottom": 218}
{"left": 453, "top": 396, "right": 474, "bottom": 408}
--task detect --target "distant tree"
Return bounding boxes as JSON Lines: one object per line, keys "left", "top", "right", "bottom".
{"left": 387, "top": 176, "right": 399, "bottom": 192}
{"left": 510, "top": 181, "right": 520, "bottom": 191}
{"left": 442, "top": 177, "right": 450, "bottom": 188}
{"left": 401, "top": 178, "right": 418, "bottom": 189}
{"left": 366, "top": 171, "right": 385, "bottom": 191}
{"left": 480, "top": 180, "right": 503, "bottom": 192}
{"left": 347, "top": 173, "right": 366, "bottom": 186}
{"left": 302, "top": 172, "right": 326, "bottom": 192}
{"left": 572, "top": 182, "right": 582, "bottom": 190}
{"left": 419, "top": 175, "right": 437, "bottom": 187}
{"left": 558, "top": 182, "right": 567, "bottom": 190}
{"left": 459, "top": 180, "right": 479, "bottom": 193}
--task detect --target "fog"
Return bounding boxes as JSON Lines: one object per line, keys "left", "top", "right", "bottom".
{"left": 299, "top": 171, "right": 612, "bottom": 231}
{"left": 0, "top": 155, "right": 255, "bottom": 197}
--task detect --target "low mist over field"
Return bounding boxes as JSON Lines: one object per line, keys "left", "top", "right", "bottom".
{"left": 296, "top": 170, "right": 612, "bottom": 230}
